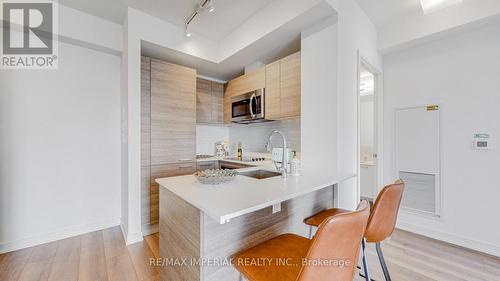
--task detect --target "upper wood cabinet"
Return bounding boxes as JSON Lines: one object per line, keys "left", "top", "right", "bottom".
{"left": 265, "top": 51, "right": 301, "bottom": 119}
{"left": 141, "top": 56, "right": 151, "bottom": 167}
{"left": 196, "top": 78, "right": 224, "bottom": 124}
{"left": 265, "top": 60, "right": 281, "bottom": 120}
{"left": 150, "top": 59, "right": 196, "bottom": 165}
{"left": 212, "top": 82, "right": 224, "bottom": 123}
{"left": 224, "top": 68, "right": 265, "bottom": 123}
{"left": 280, "top": 52, "right": 301, "bottom": 118}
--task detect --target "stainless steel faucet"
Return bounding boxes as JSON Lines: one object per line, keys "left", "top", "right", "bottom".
{"left": 265, "top": 130, "right": 288, "bottom": 178}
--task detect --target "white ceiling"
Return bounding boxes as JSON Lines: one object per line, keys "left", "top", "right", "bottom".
{"left": 355, "top": 0, "right": 424, "bottom": 27}
{"left": 60, "top": 0, "right": 275, "bottom": 41}
{"left": 142, "top": 1, "right": 336, "bottom": 81}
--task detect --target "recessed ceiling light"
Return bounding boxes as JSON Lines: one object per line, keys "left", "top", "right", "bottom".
{"left": 420, "top": 0, "right": 463, "bottom": 14}
{"left": 185, "top": 29, "right": 192, "bottom": 37}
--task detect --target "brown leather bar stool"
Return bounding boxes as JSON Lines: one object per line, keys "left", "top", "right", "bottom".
{"left": 304, "top": 180, "right": 405, "bottom": 281}
{"left": 232, "top": 200, "right": 370, "bottom": 281}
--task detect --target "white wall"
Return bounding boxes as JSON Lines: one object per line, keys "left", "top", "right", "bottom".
{"left": 301, "top": 18, "right": 338, "bottom": 173}
{"left": 383, "top": 20, "right": 500, "bottom": 256}
{"left": 0, "top": 41, "right": 122, "bottom": 253}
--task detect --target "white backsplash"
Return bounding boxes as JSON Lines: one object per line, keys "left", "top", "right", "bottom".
{"left": 229, "top": 118, "right": 301, "bottom": 155}
{"left": 196, "top": 125, "right": 230, "bottom": 155}
{"left": 196, "top": 119, "right": 301, "bottom": 157}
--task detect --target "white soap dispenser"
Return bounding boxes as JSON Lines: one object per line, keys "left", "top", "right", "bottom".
{"left": 290, "top": 151, "right": 301, "bottom": 176}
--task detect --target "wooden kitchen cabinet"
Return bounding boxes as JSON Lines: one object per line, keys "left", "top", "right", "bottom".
{"left": 224, "top": 67, "right": 265, "bottom": 123}
{"left": 265, "top": 60, "right": 281, "bottom": 119}
{"left": 226, "top": 68, "right": 265, "bottom": 96}
{"left": 212, "top": 82, "right": 224, "bottom": 123}
{"left": 196, "top": 78, "right": 225, "bottom": 124}
{"left": 150, "top": 163, "right": 196, "bottom": 224}
{"left": 141, "top": 56, "right": 152, "bottom": 232}
{"left": 264, "top": 51, "right": 301, "bottom": 120}
{"left": 196, "top": 78, "right": 212, "bottom": 123}
{"left": 280, "top": 51, "right": 301, "bottom": 118}
{"left": 141, "top": 56, "right": 151, "bottom": 167}
{"left": 141, "top": 57, "right": 197, "bottom": 231}
{"left": 151, "top": 59, "right": 196, "bottom": 165}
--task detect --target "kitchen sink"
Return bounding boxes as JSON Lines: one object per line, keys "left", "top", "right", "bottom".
{"left": 239, "top": 169, "right": 281, "bottom": 179}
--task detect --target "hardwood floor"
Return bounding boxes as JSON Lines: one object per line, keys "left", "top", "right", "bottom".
{"left": 1, "top": 227, "right": 499, "bottom": 281}
{"left": 355, "top": 230, "right": 500, "bottom": 281}
{"left": 0, "top": 227, "right": 159, "bottom": 281}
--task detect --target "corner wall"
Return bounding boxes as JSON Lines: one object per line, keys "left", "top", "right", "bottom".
{"left": 326, "top": 0, "right": 382, "bottom": 210}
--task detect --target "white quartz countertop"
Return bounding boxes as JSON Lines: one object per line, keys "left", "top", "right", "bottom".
{"left": 156, "top": 165, "right": 356, "bottom": 224}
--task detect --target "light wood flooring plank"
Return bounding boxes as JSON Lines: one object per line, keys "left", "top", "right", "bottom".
{"left": 0, "top": 247, "right": 34, "bottom": 281}
{"left": 127, "top": 241, "right": 159, "bottom": 281}
{"left": 102, "top": 227, "right": 139, "bottom": 281}
{"left": 78, "top": 230, "right": 108, "bottom": 281}
{"left": 144, "top": 234, "right": 159, "bottom": 259}
{"left": 17, "top": 241, "right": 58, "bottom": 281}
{"left": 48, "top": 236, "right": 81, "bottom": 281}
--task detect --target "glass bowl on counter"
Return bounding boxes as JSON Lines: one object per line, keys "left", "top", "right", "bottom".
{"left": 194, "top": 169, "right": 238, "bottom": 185}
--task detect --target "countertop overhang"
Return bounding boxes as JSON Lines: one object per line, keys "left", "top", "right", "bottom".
{"left": 156, "top": 165, "right": 356, "bottom": 224}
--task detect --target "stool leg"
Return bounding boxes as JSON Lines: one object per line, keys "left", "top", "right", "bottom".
{"left": 376, "top": 242, "right": 392, "bottom": 281}
{"left": 361, "top": 239, "right": 371, "bottom": 281}
{"left": 308, "top": 226, "right": 313, "bottom": 239}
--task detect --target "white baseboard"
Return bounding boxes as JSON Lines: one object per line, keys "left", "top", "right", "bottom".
{"left": 125, "top": 231, "right": 143, "bottom": 245}
{"left": 142, "top": 224, "right": 158, "bottom": 236}
{"left": 0, "top": 217, "right": 121, "bottom": 254}
{"left": 120, "top": 223, "right": 144, "bottom": 245}
{"left": 397, "top": 221, "right": 500, "bottom": 257}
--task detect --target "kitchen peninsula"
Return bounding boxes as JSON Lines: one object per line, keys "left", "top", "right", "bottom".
{"left": 156, "top": 165, "right": 355, "bottom": 281}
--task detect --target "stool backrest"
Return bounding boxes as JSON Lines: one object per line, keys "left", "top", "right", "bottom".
{"left": 296, "top": 200, "right": 370, "bottom": 281}
{"left": 365, "top": 179, "right": 405, "bottom": 243}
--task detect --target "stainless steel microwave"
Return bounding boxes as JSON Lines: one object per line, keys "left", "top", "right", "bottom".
{"left": 231, "top": 89, "right": 266, "bottom": 123}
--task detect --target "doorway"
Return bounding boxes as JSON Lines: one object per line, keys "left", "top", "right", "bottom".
{"left": 358, "top": 61, "right": 379, "bottom": 202}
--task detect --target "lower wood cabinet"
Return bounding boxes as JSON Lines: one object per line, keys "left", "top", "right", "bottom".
{"left": 149, "top": 162, "right": 196, "bottom": 224}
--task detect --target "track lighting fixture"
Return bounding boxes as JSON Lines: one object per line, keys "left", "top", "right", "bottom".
{"left": 207, "top": 0, "right": 215, "bottom": 13}
{"left": 184, "top": 0, "right": 216, "bottom": 37}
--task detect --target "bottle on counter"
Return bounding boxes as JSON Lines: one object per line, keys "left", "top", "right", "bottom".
{"left": 237, "top": 142, "right": 243, "bottom": 160}
{"left": 290, "top": 151, "right": 301, "bottom": 176}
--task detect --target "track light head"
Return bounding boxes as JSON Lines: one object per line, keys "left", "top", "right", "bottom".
{"left": 207, "top": 0, "right": 215, "bottom": 12}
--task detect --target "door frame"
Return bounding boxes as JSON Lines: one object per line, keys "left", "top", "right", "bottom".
{"left": 356, "top": 52, "right": 383, "bottom": 201}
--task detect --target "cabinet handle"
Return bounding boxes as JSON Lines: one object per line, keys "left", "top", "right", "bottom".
{"left": 179, "top": 165, "right": 193, "bottom": 169}
{"left": 178, "top": 158, "right": 194, "bottom": 162}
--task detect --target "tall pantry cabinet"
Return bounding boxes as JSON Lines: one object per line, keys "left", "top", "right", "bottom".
{"left": 141, "top": 56, "right": 197, "bottom": 233}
